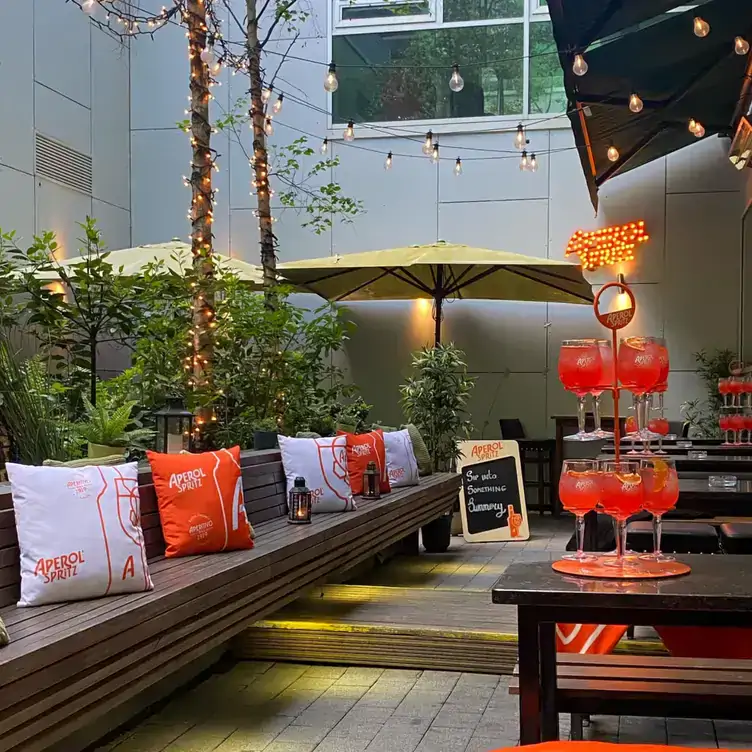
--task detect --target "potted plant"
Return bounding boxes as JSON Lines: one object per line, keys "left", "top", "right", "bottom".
{"left": 76, "top": 399, "right": 155, "bottom": 458}
{"left": 251, "top": 417, "right": 279, "bottom": 451}
{"left": 401, "top": 343, "right": 474, "bottom": 553}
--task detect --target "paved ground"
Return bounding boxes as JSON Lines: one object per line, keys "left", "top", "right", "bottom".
{"left": 98, "top": 517, "right": 752, "bottom": 751}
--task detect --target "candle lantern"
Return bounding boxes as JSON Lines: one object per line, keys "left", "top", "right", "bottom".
{"left": 362, "top": 461, "right": 381, "bottom": 500}
{"left": 288, "top": 476, "right": 312, "bottom": 524}
{"left": 154, "top": 398, "right": 194, "bottom": 454}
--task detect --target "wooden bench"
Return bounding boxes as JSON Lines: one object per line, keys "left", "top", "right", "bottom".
{"left": 0, "top": 449, "right": 459, "bottom": 752}
{"left": 510, "top": 653, "right": 752, "bottom": 739}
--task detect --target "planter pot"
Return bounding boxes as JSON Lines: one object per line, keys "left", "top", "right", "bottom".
{"left": 88, "top": 442, "right": 123, "bottom": 459}
{"left": 421, "top": 513, "right": 452, "bottom": 553}
{"left": 253, "top": 431, "right": 279, "bottom": 450}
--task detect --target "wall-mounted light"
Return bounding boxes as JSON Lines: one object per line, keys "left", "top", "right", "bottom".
{"left": 566, "top": 221, "right": 649, "bottom": 271}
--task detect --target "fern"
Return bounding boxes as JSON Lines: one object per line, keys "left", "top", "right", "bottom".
{"left": 76, "top": 398, "right": 154, "bottom": 448}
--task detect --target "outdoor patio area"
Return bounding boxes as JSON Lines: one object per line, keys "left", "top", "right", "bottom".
{"left": 95, "top": 520, "right": 752, "bottom": 752}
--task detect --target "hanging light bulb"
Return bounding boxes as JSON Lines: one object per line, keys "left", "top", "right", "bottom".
{"left": 324, "top": 62, "right": 339, "bottom": 93}
{"left": 449, "top": 64, "right": 464, "bottom": 93}
{"left": 261, "top": 85, "right": 273, "bottom": 104}
{"left": 384, "top": 151, "right": 393, "bottom": 171}
{"left": 210, "top": 58, "right": 222, "bottom": 75}
{"left": 514, "top": 123, "right": 526, "bottom": 151}
{"left": 200, "top": 44, "right": 216, "bottom": 66}
{"left": 530, "top": 153, "right": 538, "bottom": 173}
{"left": 273, "top": 94, "right": 284, "bottom": 114}
{"left": 519, "top": 150, "right": 529, "bottom": 171}
{"left": 693, "top": 121, "right": 706, "bottom": 138}
{"left": 82, "top": 0, "right": 96, "bottom": 14}
{"left": 454, "top": 157, "right": 463, "bottom": 176}
{"left": 629, "top": 93, "right": 644, "bottom": 113}
{"left": 320, "top": 138, "right": 329, "bottom": 155}
{"left": 264, "top": 116, "right": 274, "bottom": 136}
{"left": 572, "top": 53, "right": 588, "bottom": 76}
{"left": 431, "top": 142, "right": 440, "bottom": 165}
{"left": 607, "top": 144, "right": 619, "bottom": 162}
{"left": 735, "top": 36, "right": 750, "bottom": 55}
{"left": 343, "top": 120, "right": 355, "bottom": 141}
{"left": 422, "top": 130, "right": 434, "bottom": 156}
{"left": 688, "top": 118, "right": 698, "bottom": 134}
{"left": 693, "top": 16, "right": 710, "bottom": 38}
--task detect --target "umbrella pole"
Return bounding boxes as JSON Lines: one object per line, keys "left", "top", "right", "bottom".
{"left": 434, "top": 296, "right": 443, "bottom": 346}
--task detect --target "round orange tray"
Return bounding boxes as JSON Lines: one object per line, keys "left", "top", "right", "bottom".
{"left": 552, "top": 556, "right": 690, "bottom": 580}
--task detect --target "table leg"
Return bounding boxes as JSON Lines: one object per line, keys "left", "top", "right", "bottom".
{"left": 539, "top": 621, "right": 559, "bottom": 741}
{"left": 518, "top": 606, "right": 542, "bottom": 745}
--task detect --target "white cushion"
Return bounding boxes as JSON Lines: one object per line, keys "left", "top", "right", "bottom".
{"left": 7, "top": 462, "right": 153, "bottom": 607}
{"left": 383, "top": 429, "right": 420, "bottom": 488}
{"left": 278, "top": 435, "right": 355, "bottom": 513}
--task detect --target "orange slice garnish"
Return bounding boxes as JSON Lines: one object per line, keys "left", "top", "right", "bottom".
{"left": 615, "top": 472, "right": 641, "bottom": 485}
{"left": 652, "top": 459, "right": 669, "bottom": 492}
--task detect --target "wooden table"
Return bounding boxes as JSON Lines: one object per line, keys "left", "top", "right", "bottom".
{"left": 492, "top": 557, "right": 752, "bottom": 745}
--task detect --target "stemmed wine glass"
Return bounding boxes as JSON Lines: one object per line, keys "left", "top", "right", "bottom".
{"left": 599, "top": 460, "right": 644, "bottom": 569}
{"left": 618, "top": 337, "right": 662, "bottom": 452}
{"left": 590, "top": 340, "right": 615, "bottom": 439}
{"left": 559, "top": 460, "right": 600, "bottom": 562}
{"left": 559, "top": 339, "right": 603, "bottom": 441}
{"left": 639, "top": 458, "right": 679, "bottom": 562}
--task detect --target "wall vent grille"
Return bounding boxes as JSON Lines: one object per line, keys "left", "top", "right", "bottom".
{"left": 35, "top": 133, "right": 93, "bottom": 195}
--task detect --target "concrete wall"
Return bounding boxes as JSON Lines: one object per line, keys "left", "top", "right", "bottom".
{"left": 0, "top": 0, "right": 131, "bottom": 257}
{"left": 128, "top": 0, "right": 748, "bottom": 437}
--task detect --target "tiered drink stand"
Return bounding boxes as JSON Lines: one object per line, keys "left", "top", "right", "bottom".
{"left": 552, "top": 280, "right": 691, "bottom": 580}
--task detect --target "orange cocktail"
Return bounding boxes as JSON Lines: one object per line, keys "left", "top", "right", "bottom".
{"left": 600, "top": 461, "right": 644, "bottom": 569}
{"left": 559, "top": 339, "right": 602, "bottom": 442}
{"left": 559, "top": 460, "right": 600, "bottom": 562}
{"left": 640, "top": 458, "right": 679, "bottom": 563}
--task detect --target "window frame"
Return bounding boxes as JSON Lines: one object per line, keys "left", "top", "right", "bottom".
{"left": 328, "top": 0, "right": 567, "bottom": 134}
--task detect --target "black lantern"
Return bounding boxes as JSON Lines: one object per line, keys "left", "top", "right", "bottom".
{"left": 362, "top": 461, "right": 381, "bottom": 500}
{"left": 288, "top": 477, "right": 312, "bottom": 524}
{"left": 154, "top": 398, "right": 194, "bottom": 454}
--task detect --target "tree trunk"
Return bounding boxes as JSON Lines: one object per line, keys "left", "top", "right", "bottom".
{"left": 246, "top": 0, "right": 277, "bottom": 299}
{"left": 187, "top": 0, "right": 215, "bottom": 440}
{"left": 90, "top": 337, "right": 97, "bottom": 406}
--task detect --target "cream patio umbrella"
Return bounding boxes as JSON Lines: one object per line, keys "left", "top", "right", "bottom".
{"left": 278, "top": 242, "right": 594, "bottom": 345}
{"left": 35, "top": 240, "right": 265, "bottom": 286}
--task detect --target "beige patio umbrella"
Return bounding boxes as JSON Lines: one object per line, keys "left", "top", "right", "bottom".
{"left": 278, "top": 242, "right": 594, "bottom": 345}
{"left": 35, "top": 240, "right": 265, "bottom": 286}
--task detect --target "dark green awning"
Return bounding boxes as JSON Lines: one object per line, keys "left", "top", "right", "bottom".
{"left": 547, "top": 0, "right": 752, "bottom": 208}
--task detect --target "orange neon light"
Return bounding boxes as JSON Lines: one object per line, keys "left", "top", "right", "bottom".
{"left": 565, "top": 221, "right": 649, "bottom": 271}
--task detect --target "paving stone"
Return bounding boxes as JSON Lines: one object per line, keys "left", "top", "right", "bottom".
{"left": 304, "top": 666, "right": 348, "bottom": 679}
{"left": 667, "top": 719, "right": 716, "bottom": 739}
{"left": 414, "top": 726, "right": 474, "bottom": 752}
{"left": 263, "top": 743, "right": 317, "bottom": 752}
{"left": 272, "top": 724, "right": 330, "bottom": 746}
{"left": 391, "top": 702, "right": 444, "bottom": 721}
{"left": 333, "top": 707, "right": 396, "bottom": 730}
{"left": 212, "top": 729, "right": 281, "bottom": 752}
{"left": 430, "top": 707, "right": 482, "bottom": 729}
{"left": 327, "top": 723, "right": 385, "bottom": 742}
{"left": 619, "top": 716, "right": 667, "bottom": 744}
{"left": 446, "top": 685, "right": 495, "bottom": 708}
{"left": 337, "top": 668, "right": 384, "bottom": 686}
{"left": 379, "top": 669, "right": 422, "bottom": 683}
{"left": 289, "top": 677, "right": 337, "bottom": 692}
{"left": 291, "top": 708, "right": 349, "bottom": 729}
{"left": 364, "top": 726, "right": 425, "bottom": 752}
{"left": 313, "top": 736, "right": 372, "bottom": 752}
{"left": 161, "top": 724, "right": 234, "bottom": 751}
{"left": 714, "top": 720, "right": 752, "bottom": 739}
{"left": 456, "top": 674, "right": 500, "bottom": 689}
{"left": 465, "top": 736, "right": 513, "bottom": 752}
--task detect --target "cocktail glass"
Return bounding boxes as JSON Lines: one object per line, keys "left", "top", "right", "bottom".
{"left": 590, "top": 340, "right": 615, "bottom": 439}
{"left": 744, "top": 415, "right": 752, "bottom": 445}
{"left": 730, "top": 378, "right": 745, "bottom": 409}
{"left": 599, "top": 460, "right": 644, "bottom": 570}
{"left": 730, "top": 413, "right": 746, "bottom": 445}
{"left": 624, "top": 411, "right": 639, "bottom": 455}
{"left": 719, "top": 378, "right": 731, "bottom": 408}
{"left": 559, "top": 339, "right": 603, "bottom": 441}
{"left": 745, "top": 380, "right": 752, "bottom": 410}
{"left": 720, "top": 415, "right": 733, "bottom": 445}
{"left": 618, "top": 337, "right": 662, "bottom": 452}
{"left": 559, "top": 460, "right": 600, "bottom": 562}
{"left": 639, "top": 458, "right": 679, "bottom": 562}
{"left": 647, "top": 416, "right": 670, "bottom": 454}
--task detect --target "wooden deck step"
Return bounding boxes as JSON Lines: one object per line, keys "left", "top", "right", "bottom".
{"left": 231, "top": 585, "right": 665, "bottom": 675}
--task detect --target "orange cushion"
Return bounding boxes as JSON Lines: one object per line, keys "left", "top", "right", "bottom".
{"left": 657, "top": 626, "right": 752, "bottom": 659}
{"left": 338, "top": 430, "right": 391, "bottom": 496}
{"left": 556, "top": 624, "right": 627, "bottom": 654}
{"left": 146, "top": 446, "right": 254, "bottom": 557}
{"left": 489, "top": 744, "right": 738, "bottom": 752}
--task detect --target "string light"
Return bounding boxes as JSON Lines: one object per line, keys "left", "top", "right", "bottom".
{"left": 693, "top": 16, "right": 710, "bottom": 38}
{"left": 320, "top": 137, "right": 329, "bottom": 155}
{"left": 449, "top": 64, "right": 464, "bottom": 93}
{"left": 454, "top": 157, "right": 463, "bottom": 176}
{"left": 566, "top": 221, "right": 649, "bottom": 271}
{"left": 519, "top": 150, "right": 529, "bottom": 170}
{"left": 688, "top": 118, "right": 698, "bottom": 134}
{"left": 273, "top": 94, "right": 284, "bottom": 114}
{"left": 529, "top": 153, "right": 538, "bottom": 173}
{"left": 735, "top": 36, "right": 750, "bottom": 55}
{"left": 422, "top": 130, "right": 434, "bottom": 156}
{"left": 572, "top": 53, "right": 588, "bottom": 76}
{"left": 431, "top": 142, "right": 440, "bottom": 164}
{"left": 343, "top": 120, "right": 355, "bottom": 141}
{"left": 607, "top": 144, "right": 619, "bottom": 162}
{"left": 261, "top": 85, "right": 273, "bottom": 103}
{"left": 514, "top": 124, "right": 526, "bottom": 151}
{"left": 693, "top": 121, "right": 706, "bottom": 138}
{"left": 200, "top": 43, "right": 216, "bottom": 66}
{"left": 628, "top": 93, "right": 644, "bottom": 113}
{"left": 82, "top": 0, "right": 96, "bottom": 14}
{"left": 384, "top": 151, "right": 393, "bottom": 170}
{"left": 264, "top": 116, "right": 274, "bottom": 136}
{"left": 324, "top": 62, "right": 339, "bottom": 93}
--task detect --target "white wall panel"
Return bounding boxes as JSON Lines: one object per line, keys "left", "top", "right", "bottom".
{"left": 438, "top": 199, "right": 549, "bottom": 257}
{"left": 131, "top": 130, "right": 191, "bottom": 245}
{"left": 92, "top": 199, "right": 130, "bottom": 250}
{"left": 664, "top": 192, "right": 741, "bottom": 370}
{"left": 668, "top": 135, "right": 744, "bottom": 195}
{"left": 440, "top": 132, "right": 550, "bottom": 204}
{"left": 34, "top": 83, "right": 91, "bottom": 156}
{"left": 91, "top": 29, "right": 130, "bottom": 210}
{"left": 663, "top": 370, "right": 706, "bottom": 426}
{"left": 0, "top": 168, "right": 35, "bottom": 242}
{"left": 34, "top": 0, "right": 91, "bottom": 108}
{"left": 35, "top": 180, "right": 92, "bottom": 260}
{"left": 0, "top": 0, "right": 34, "bottom": 175}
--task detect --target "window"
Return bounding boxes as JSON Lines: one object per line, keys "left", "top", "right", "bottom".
{"left": 330, "top": 0, "right": 565, "bottom": 126}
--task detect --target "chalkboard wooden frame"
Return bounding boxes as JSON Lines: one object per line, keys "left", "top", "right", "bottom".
{"left": 457, "top": 440, "right": 530, "bottom": 542}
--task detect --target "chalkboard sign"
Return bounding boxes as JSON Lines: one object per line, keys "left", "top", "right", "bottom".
{"left": 457, "top": 440, "right": 529, "bottom": 542}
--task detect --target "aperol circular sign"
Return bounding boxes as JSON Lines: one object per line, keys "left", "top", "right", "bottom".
{"left": 593, "top": 281, "right": 636, "bottom": 330}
